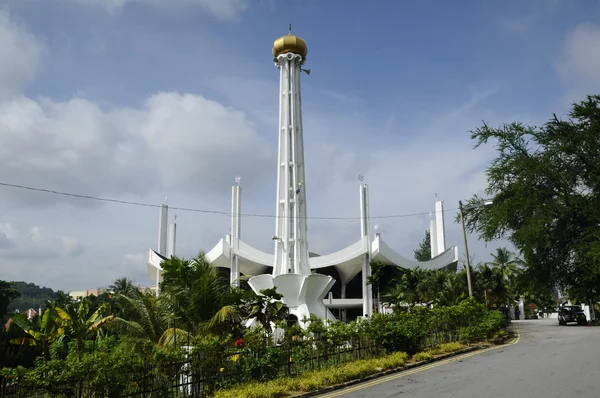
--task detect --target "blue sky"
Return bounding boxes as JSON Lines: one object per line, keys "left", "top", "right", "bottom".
{"left": 0, "top": 0, "right": 599, "bottom": 291}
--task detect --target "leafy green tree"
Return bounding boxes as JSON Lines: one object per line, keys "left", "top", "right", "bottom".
{"left": 7, "top": 282, "right": 56, "bottom": 312}
{"left": 486, "top": 248, "right": 522, "bottom": 281}
{"left": 54, "top": 298, "right": 114, "bottom": 359}
{"left": 0, "top": 281, "right": 19, "bottom": 320}
{"left": 108, "top": 277, "right": 137, "bottom": 297}
{"left": 110, "top": 291, "right": 189, "bottom": 347}
{"left": 461, "top": 95, "right": 600, "bottom": 303}
{"left": 414, "top": 230, "right": 432, "bottom": 262}
{"left": 366, "top": 260, "right": 385, "bottom": 313}
{"left": 246, "top": 288, "right": 289, "bottom": 333}
{"left": 9, "top": 309, "right": 64, "bottom": 362}
{"left": 159, "top": 253, "right": 231, "bottom": 334}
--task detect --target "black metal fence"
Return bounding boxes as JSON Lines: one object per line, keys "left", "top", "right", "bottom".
{"left": 1, "top": 344, "right": 377, "bottom": 398}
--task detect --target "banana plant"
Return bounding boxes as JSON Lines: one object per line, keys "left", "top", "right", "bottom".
{"left": 10, "top": 308, "right": 64, "bottom": 362}
{"left": 54, "top": 298, "right": 114, "bottom": 360}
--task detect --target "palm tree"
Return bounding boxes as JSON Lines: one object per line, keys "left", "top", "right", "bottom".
{"left": 109, "top": 277, "right": 137, "bottom": 297}
{"left": 437, "top": 272, "right": 468, "bottom": 306}
{"left": 159, "top": 253, "right": 230, "bottom": 334}
{"left": 110, "top": 290, "right": 188, "bottom": 347}
{"left": 486, "top": 247, "right": 522, "bottom": 281}
{"left": 486, "top": 248, "right": 523, "bottom": 316}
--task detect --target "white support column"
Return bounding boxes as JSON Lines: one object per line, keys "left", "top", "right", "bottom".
{"left": 166, "top": 222, "right": 176, "bottom": 258}
{"left": 360, "top": 183, "right": 373, "bottom": 317}
{"left": 435, "top": 200, "right": 446, "bottom": 254}
{"left": 429, "top": 215, "right": 438, "bottom": 258}
{"left": 157, "top": 204, "right": 168, "bottom": 255}
{"left": 230, "top": 185, "right": 241, "bottom": 285}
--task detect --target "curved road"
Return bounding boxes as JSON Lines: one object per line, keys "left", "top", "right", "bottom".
{"left": 315, "top": 319, "right": 599, "bottom": 398}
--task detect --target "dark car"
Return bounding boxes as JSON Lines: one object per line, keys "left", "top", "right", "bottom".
{"left": 558, "top": 305, "right": 587, "bottom": 326}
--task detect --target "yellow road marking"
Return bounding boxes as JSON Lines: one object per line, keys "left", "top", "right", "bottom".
{"left": 317, "top": 327, "right": 521, "bottom": 398}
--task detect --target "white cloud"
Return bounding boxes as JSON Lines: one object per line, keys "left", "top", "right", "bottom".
{"left": 0, "top": 92, "right": 272, "bottom": 205}
{"left": 72, "top": 0, "right": 249, "bottom": 19}
{"left": 0, "top": 7, "right": 45, "bottom": 99}
{"left": 557, "top": 22, "right": 600, "bottom": 87}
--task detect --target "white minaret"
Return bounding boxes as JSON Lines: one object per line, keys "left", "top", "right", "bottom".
{"left": 247, "top": 28, "right": 335, "bottom": 328}
{"left": 272, "top": 26, "right": 311, "bottom": 277}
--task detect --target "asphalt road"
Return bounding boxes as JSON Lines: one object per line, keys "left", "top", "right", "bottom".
{"left": 315, "top": 319, "right": 600, "bottom": 398}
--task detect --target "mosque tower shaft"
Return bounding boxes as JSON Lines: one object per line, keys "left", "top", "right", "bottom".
{"left": 273, "top": 49, "right": 310, "bottom": 276}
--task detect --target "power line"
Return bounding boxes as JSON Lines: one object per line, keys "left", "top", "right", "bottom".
{"left": 0, "top": 181, "right": 459, "bottom": 220}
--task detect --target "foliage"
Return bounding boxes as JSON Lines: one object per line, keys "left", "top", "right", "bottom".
{"left": 414, "top": 230, "right": 432, "bottom": 262}
{"left": 0, "top": 281, "right": 20, "bottom": 321}
{"left": 413, "top": 351, "right": 433, "bottom": 362}
{"left": 461, "top": 95, "right": 600, "bottom": 302}
{"left": 109, "top": 290, "right": 189, "bottom": 347}
{"left": 5, "top": 281, "right": 56, "bottom": 313}
{"left": 2, "top": 296, "right": 506, "bottom": 396}
{"left": 1, "top": 337, "right": 186, "bottom": 397}
{"left": 213, "top": 351, "right": 410, "bottom": 398}
{"left": 159, "top": 253, "right": 231, "bottom": 334}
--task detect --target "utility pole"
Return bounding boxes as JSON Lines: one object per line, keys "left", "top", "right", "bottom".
{"left": 459, "top": 200, "right": 473, "bottom": 297}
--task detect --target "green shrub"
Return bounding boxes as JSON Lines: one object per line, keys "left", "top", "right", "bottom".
{"left": 412, "top": 352, "right": 433, "bottom": 362}
{"left": 213, "top": 351, "right": 409, "bottom": 398}
{"left": 438, "top": 342, "right": 463, "bottom": 353}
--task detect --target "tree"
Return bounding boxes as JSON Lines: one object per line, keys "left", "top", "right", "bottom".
{"left": 9, "top": 309, "right": 63, "bottom": 362}
{"left": 486, "top": 248, "right": 522, "bottom": 281}
{"left": 461, "top": 95, "right": 600, "bottom": 303}
{"left": 366, "top": 260, "right": 385, "bottom": 313}
{"left": 110, "top": 291, "right": 188, "bottom": 347}
{"left": 0, "top": 280, "right": 20, "bottom": 320}
{"left": 54, "top": 298, "right": 114, "bottom": 360}
{"left": 108, "top": 277, "right": 137, "bottom": 297}
{"left": 414, "top": 230, "right": 432, "bottom": 262}
{"left": 159, "top": 253, "right": 230, "bottom": 334}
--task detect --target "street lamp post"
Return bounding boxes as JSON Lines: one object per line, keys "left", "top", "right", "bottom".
{"left": 459, "top": 200, "right": 493, "bottom": 297}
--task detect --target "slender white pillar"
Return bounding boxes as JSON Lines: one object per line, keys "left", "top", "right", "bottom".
{"left": 273, "top": 51, "right": 310, "bottom": 277}
{"left": 167, "top": 222, "right": 176, "bottom": 258}
{"left": 230, "top": 185, "right": 241, "bottom": 285}
{"left": 430, "top": 216, "right": 438, "bottom": 257}
{"left": 157, "top": 204, "right": 168, "bottom": 255}
{"left": 435, "top": 200, "right": 446, "bottom": 254}
{"left": 360, "top": 183, "right": 373, "bottom": 317}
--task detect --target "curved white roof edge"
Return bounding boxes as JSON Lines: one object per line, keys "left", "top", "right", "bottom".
{"left": 204, "top": 234, "right": 458, "bottom": 282}
{"left": 309, "top": 238, "right": 367, "bottom": 268}
{"left": 372, "top": 235, "right": 458, "bottom": 270}
{"left": 206, "top": 238, "right": 269, "bottom": 276}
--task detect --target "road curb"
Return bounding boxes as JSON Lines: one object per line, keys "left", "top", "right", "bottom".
{"left": 294, "top": 336, "right": 514, "bottom": 398}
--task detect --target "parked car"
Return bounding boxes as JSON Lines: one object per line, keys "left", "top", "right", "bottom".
{"left": 558, "top": 305, "right": 587, "bottom": 326}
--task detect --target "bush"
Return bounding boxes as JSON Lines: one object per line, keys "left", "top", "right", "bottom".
{"left": 438, "top": 342, "right": 462, "bottom": 353}
{"left": 412, "top": 352, "right": 432, "bottom": 362}
{"left": 213, "top": 351, "right": 409, "bottom": 398}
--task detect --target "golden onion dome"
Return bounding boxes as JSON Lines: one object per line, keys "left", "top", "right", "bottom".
{"left": 272, "top": 32, "right": 308, "bottom": 59}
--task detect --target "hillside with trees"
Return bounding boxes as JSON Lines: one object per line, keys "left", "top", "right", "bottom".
{"left": 7, "top": 282, "right": 57, "bottom": 312}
